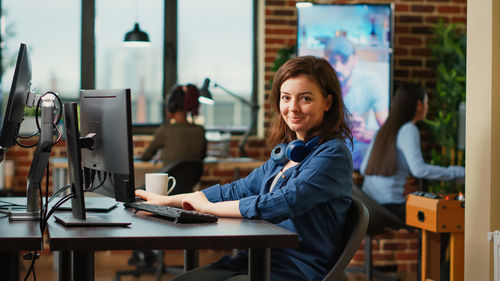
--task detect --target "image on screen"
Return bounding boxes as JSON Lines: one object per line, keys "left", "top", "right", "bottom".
{"left": 297, "top": 4, "right": 394, "bottom": 170}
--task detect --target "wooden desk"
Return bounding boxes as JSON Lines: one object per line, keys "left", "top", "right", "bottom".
{"left": 0, "top": 197, "right": 44, "bottom": 281}
{"left": 47, "top": 201, "right": 298, "bottom": 281}
{"left": 406, "top": 194, "right": 465, "bottom": 281}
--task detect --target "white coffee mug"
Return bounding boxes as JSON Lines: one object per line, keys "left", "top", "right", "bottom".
{"left": 145, "top": 173, "right": 176, "bottom": 195}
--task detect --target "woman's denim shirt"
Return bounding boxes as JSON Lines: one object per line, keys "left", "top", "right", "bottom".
{"left": 202, "top": 138, "right": 353, "bottom": 281}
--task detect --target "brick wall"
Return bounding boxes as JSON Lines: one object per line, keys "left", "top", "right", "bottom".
{"left": 2, "top": 138, "right": 67, "bottom": 193}
{"left": 2, "top": 0, "right": 466, "bottom": 276}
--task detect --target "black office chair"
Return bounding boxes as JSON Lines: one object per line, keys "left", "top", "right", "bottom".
{"left": 115, "top": 159, "right": 204, "bottom": 281}
{"left": 160, "top": 159, "right": 204, "bottom": 195}
{"left": 347, "top": 184, "right": 406, "bottom": 281}
{"left": 323, "top": 197, "right": 369, "bottom": 281}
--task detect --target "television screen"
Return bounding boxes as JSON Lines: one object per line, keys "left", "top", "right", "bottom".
{"left": 297, "top": 3, "right": 394, "bottom": 170}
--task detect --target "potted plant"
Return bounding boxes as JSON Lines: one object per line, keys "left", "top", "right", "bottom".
{"left": 424, "top": 19, "right": 466, "bottom": 194}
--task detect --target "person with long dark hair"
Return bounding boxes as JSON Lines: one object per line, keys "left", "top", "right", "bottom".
{"left": 360, "top": 82, "right": 465, "bottom": 219}
{"left": 135, "top": 56, "right": 353, "bottom": 281}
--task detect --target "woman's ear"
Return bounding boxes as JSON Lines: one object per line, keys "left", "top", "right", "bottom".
{"left": 413, "top": 100, "right": 424, "bottom": 120}
{"left": 416, "top": 100, "right": 423, "bottom": 112}
{"left": 324, "top": 95, "right": 333, "bottom": 112}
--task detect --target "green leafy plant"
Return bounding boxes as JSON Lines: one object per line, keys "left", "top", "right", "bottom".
{"left": 269, "top": 45, "right": 296, "bottom": 86}
{"left": 424, "top": 19, "right": 466, "bottom": 194}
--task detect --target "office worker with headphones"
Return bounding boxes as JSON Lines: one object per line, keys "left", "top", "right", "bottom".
{"left": 136, "top": 56, "right": 354, "bottom": 281}
{"left": 140, "top": 84, "right": 207, "bottom": 167}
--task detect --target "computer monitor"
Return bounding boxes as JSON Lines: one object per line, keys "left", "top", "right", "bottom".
{"left": 0, "top": 43, "right": 59, "bottom": 220}
{"left": 54, "top": 89, "right": 135, "bottom": 226}
{"left": 80, "top": 89, "right": 135, "bottom": 203}
{"left": 0, "top": 43, "right": 34, "bottom": 154}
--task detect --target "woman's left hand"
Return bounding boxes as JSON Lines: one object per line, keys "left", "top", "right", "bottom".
{"left": 181, "top": 191, "right": 212, "bottom": 213}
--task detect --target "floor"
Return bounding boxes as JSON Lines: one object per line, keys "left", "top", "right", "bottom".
{"left": 20, "top": 249, "right": 231, "bottom": 281}
{"left": 19, "top": 249, "right": 418, "bottom": 281}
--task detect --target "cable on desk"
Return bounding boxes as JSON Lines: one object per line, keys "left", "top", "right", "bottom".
{"left": 0, "top": 200, "right": 26, "bottom": 209}
{"left": 44, "top": 193, "right": 75, "bottom": 227}
{"left": 47, "top": 184, "right": 71, "bottom": 204}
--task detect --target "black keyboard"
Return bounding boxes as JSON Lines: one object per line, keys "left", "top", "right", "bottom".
{"left": 125, "top": 202, "right": 218, "bottom": 223}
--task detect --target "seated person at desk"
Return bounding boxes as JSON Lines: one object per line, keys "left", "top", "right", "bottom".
{"left": 139, "top": 84, "right": 207, "bottom": 166}
{"left": 360, "top": 82, "right": 465, "bottom": 220}
{"left": 136, "top": 56, "right": 354, "bottom": 281}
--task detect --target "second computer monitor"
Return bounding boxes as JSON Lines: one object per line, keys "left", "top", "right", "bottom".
{"left": 80, "top": 89, "right": 135, "bottom": 203}
{"left": 0, "top": 43, "right": 32, "bottom": 149}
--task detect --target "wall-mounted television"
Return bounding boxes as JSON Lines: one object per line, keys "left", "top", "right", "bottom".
{"left": 297, "top": 3, "right": 394, "bottom": 170}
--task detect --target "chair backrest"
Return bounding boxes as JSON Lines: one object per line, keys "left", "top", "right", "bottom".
{"left": 351, "top": 184, "right": 405, "bottom": 234}
{"left": 323, "top": 197, "right": 369, "bottom": 281}
{"left": 160, "top": 159, "right": 204, "bottom": 195}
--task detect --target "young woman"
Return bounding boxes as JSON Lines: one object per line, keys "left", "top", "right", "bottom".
{"left": 360, "top": 82, "right": 465, "bottom": 219}
{"left": 136, "top": 56, "right": 354, "bottom": 281}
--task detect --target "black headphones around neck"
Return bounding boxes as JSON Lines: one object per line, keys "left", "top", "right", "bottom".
{"left": 271, "top": 136, "right": 320, "bottom": 164}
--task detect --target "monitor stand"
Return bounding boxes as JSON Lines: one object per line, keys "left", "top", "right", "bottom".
{"left": 55, "top": 102, "right": 131, "bottom": 227}
{"left": 3, "top": 95, "right": 55, "bottom": 221}
{"left": 53, "top": 213, "right": 131, "bottom": 227}
{"left": 0, "top": 209, "right": 40, "bottom": 220}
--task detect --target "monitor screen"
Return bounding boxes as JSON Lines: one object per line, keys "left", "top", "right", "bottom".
{"left": 0, "top": 43, "right": 32, "bottom": 150}
{"left": 80, "top": 89, "right": 135, "bottom": 203}
{"left": 297, "top": 3, "right": 394, "bottom": 169}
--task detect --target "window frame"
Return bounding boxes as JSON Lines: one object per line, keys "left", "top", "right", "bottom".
{"left": 50, "top": 0, "right": 259, "bottom": 135}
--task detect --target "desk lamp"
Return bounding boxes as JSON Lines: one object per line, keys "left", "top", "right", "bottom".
{"left": 199, "top": 78, "right": 214, "bottom": 105}
{"left": 198, "top": 78, "right": 259, "bottom": 157}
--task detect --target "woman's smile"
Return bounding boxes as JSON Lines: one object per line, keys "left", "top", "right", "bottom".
{"left": 288, "top": 115, "right": 304, "bottom": 123}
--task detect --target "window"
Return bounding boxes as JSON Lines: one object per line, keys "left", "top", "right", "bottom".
{"left": 1, "top": 0, "right": 255, "bottom": 130}
{"left": 178, "top": 0, "right": 254, "bottom": 131}
{"left": 1, "top": 0, "right": 80, "bottom": 101}
{"left": 95, "top": 0, "right": 164, "bottom": 125}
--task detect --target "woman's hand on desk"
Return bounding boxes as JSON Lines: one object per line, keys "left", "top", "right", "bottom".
{"left": 135, "top": 189, "right": 243, "bottom": 218}
{"left": 183, "top": 192, "right": 243, "bottom": 218}
{"left": 135, "top": 189, "right": 190, "bottom": 208}
{"left": 182, "top": 191, "right": 212, "bottom": 213}
{"left": 135, "top": 190, "right": 171, "bottom": 205}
